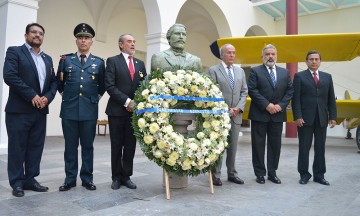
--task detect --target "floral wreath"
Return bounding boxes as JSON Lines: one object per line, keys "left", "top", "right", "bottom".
{"left": 132, "top": 69, "right": 231, "bottom": 176}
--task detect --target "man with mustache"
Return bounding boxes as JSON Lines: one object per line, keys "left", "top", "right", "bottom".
{"left": 151, "top": 23, "right": 202, "bottom": 71}
{"left": 247, "top": 44, "right": 293, "bottom": 184}
{"left": 57, "top": 23, "right": 105, "bottom": 191}
{"left": 3, "top": 23, "right": 57, "bottom": 197}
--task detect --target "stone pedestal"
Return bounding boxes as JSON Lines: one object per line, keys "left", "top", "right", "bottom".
{"left": 163, "top": 113, "right": 196, "bottom": 189}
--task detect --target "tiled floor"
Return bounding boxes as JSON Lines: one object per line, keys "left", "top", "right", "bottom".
{"left": 0, "top": 132, "right": 359, "bottom": 216}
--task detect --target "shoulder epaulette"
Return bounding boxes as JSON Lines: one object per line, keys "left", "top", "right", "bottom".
{"left": 91, "top": 55, "right": 105, "bottom": 61}
{"left": 59, "top": 53, "right": 73, "bottom": 60}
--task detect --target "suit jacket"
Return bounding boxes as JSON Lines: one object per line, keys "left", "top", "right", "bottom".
{"left": 208, "top": 64, "right": 248, "bottom": 124}
{"left": 292, "top": 69, "right": 337, "bottom": 127}
{"left": 248, "top": 64, "right": 293, "bottom": 122}
{"left": 151, "top": 49, "right": 202, "bottom": 71}
{"left": 3, "top": 44, "right": 57, "bottom": 114}
{"left": 105, "top": 53, "right": 147, "bottom": 116}
{"left": 57, "top": 53, "right": 105, "bottom": 121}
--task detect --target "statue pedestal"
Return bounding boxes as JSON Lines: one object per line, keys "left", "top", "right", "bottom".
{"left": 163, "top": 113, "right": 196, "bottom": 189}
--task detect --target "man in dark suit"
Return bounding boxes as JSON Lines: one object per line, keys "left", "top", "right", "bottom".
{"left": 105, "top": 34, "right": 147, "bottom": 190}
{"left": 57, "top": 23, "right": 105, "bottom": 191}
{"left": 292, "top": 50, "right": 337, "bottom": 186}
{"left": 3, "top": 23, "right": 57, "bottom": 197}
{"left": 248, "top": 44, "right": 293, "bottom": 184}
{"left": 208, "top": 44, "right": 248, "bottom": 186}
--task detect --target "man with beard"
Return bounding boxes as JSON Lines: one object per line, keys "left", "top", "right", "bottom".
{"left": 105, "top": 34, "right": 147, "bottom": 190}
{"left": 151, "top": 23, "right": 202, "bottom": 71}
{"left": 57, "top": 23, "right": 105, "bottom": 191}
{"left": 3, "top": 23, "right": 57, "bottom": 197}
{"left": 247, "top": 44, "right": 293, "bottom": 184}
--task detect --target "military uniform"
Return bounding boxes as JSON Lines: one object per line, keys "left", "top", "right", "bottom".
{"left": 57, "top": 23, "right": 105, "bottom": 189}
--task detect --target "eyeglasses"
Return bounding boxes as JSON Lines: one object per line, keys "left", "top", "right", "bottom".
{"left": 29, "top": 30, "right": 44, "bottom": 36}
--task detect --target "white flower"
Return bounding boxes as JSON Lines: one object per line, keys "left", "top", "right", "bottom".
{"left": 197, "top": 132, "right": 205, "bottom": 139}
{"left": 137, "top": 102, "right": 145, "bottom": 110}
{"left": 144, "top": 135, "right": 154, "bottom": 144}
{"left": 138, "top": 118, "right": 146, "bottom": 128}
{"left": 188, "top": 142, "right": 198, "bottom": 151}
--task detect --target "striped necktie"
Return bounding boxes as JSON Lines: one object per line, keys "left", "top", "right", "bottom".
{"left": 227, "top": 67, "right": 234, "bottom": 89}
{"left": 269, "top": 67, "right": 276, "bottom": 87}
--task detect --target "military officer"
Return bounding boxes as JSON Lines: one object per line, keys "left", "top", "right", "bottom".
{"left": 57, "top": 23, "right": 105, "bottom": 191}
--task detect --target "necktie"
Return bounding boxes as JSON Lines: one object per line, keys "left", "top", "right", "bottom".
{"left": 227, "top": 67, "right": 234, "bottom": 89}
{"left": 313, "top": 72, "right": 319, "bottom": 86}
{"left": 269, "top": 67, "right": 276, "bottom": 87}
{"left": 128, "top": 55, "right": 135, "bottom": 81}
{"left": 80, "top": 54, "right": 86, "bottom": 66}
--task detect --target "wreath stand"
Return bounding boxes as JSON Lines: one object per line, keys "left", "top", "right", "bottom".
{"left": 163, "top": 113, "right": 214, "bottom": 199}
{"left": 164, "top": 170, "right": 214, "bottom": 199}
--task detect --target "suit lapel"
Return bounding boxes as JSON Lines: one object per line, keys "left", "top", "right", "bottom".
{"left": 22, "top": 45, "right": 41, "bottom": 91}
{"left": 72, "top": 53, "right": 82, "bottom": 68}
{"left": 119, "top": 54, "right": 132, "bottom": 81}
{"left": 219, "top": 64, "right": 233, "bottom": 88}
{"left": 41, "top": 54, "right": 52, "bottom": 93}
{"left": 305, "top": 69, "right": 317, "bottom": 87}
{"left": 262, "top": 64, "right": 274, "bottom": 88}
{"left": 22, "top": 45, "right": 39, "bottom": 80}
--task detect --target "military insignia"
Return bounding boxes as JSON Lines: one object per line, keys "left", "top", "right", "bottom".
{"left": 135, "top": 61, "right": 138, "bottom": 64}
{"left": 60, "top": 72, "right": 64, "bottom": 81}
{"left": 71, "top": 56, "right": 76, "bottom": 59}
{"left": 91, "top": 57, "right": 95, "bottom": 61}
{"left": 91, "top": 64, "right": 97, "bottom": 69}
{"left": 139, "top": 71, "right": 144, "bottom": 78}
{"left": 92, "top": 75, "right": 95, "bottom": 80}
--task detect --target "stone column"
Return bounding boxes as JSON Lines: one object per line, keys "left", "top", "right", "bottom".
{"left": 0, "top": 0, "right": 39, "bottom": 154}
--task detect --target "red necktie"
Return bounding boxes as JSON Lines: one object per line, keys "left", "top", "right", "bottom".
{"left": 128, "top": 55, "right": 135, "bottom": 81}
{"left": 313, "top": 72, "right": 318, "bottom": 86}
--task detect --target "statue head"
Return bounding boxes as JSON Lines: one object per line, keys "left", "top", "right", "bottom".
{"left": 166, "top": 24, "right": 187, "bottom": 52}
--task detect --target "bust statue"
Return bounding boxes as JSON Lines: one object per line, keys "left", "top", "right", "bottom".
{"left": 151, "top": 23, "right": 202, "bottom": 71}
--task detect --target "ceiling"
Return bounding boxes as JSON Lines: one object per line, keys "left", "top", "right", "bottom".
{"left": 250, "top": 0, "right": 360, "bottom": 20}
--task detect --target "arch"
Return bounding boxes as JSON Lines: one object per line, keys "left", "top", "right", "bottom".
{"left": 245, "top": 25, "right": 268, "bottom": 36}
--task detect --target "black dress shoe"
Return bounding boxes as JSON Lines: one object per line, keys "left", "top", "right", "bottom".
{"left": 256, "top": 176, "right": 265, "bottom": 184}
{"left": 299, "top": 177, "right": 310, "bottom": 185}
{"left": 111, "top": 180, "right": 121, "bottom": 190}
{"left": 212, "top": 177, "right": 222, "bottom": 186}
{"left": 12, "top": 186, "right": 24, "bottom": 197}
{"left": 82, "top": 182, "right": 97, "bottom": 190}
{"left": 59, "top": 183, "right": 76, "bottom": 191}
{"left": 228, "top": 176, "right": 244, "bottom": 184}
{"left": 314, "top": 178, "right": 330, "bottom": 186}
{"left": 268, "top": 175, "right": 281, "bottom": 184}
{"left": 24, "top": 182, "right": 48, "bottom": 192}
{"left": 121, "top": 179, "right": 137, "bottom": 189}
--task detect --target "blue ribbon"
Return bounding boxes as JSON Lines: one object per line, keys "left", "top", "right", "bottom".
{"left": 136, "top": 108, "right": 229, "bottom": 115}
{"left": 150, "top": 95, "right": 224, "bottom": 102}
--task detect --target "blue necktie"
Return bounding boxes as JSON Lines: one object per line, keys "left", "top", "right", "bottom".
{"left": 227, "top": 67, "right": 234, "bottom": 89}
{"left": 269, "top": 67, "right": 276, "bottom": 87}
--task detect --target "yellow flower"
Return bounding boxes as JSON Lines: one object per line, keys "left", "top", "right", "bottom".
{"left": 203, "top": 121, "right": 211, "bottom": 129}
{"left": 194, "top": 101, "right": 203, "bottom": 108}
{"left": 157, "top": 140, "right": 166, "bottom": 149}
{"left": 169, "top": 151, "right": 179, "bottom": 160}
{"left": 190, "top": 85, "right": 198, "bottom": 93}
{"left": 144, "top": 135, "right": 154, "bottom": 144}
{"left": 211, "top": 120, "right": 220, "bottom": 127}
{"left": 166, "top": 158, "right": 176, "bottom": 166}
{"left": 149, "top": 122, "right": 160, "bottom": 134}
{"left": 177, "top": 87, "right": 185, "bottom": 96}
{"left": 199, "top": 90, "right": 207, "bottom": 97}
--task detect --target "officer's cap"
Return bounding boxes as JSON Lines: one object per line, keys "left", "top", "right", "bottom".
{"left": 73, "top": 23, "right": 95, "bottom": 38}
